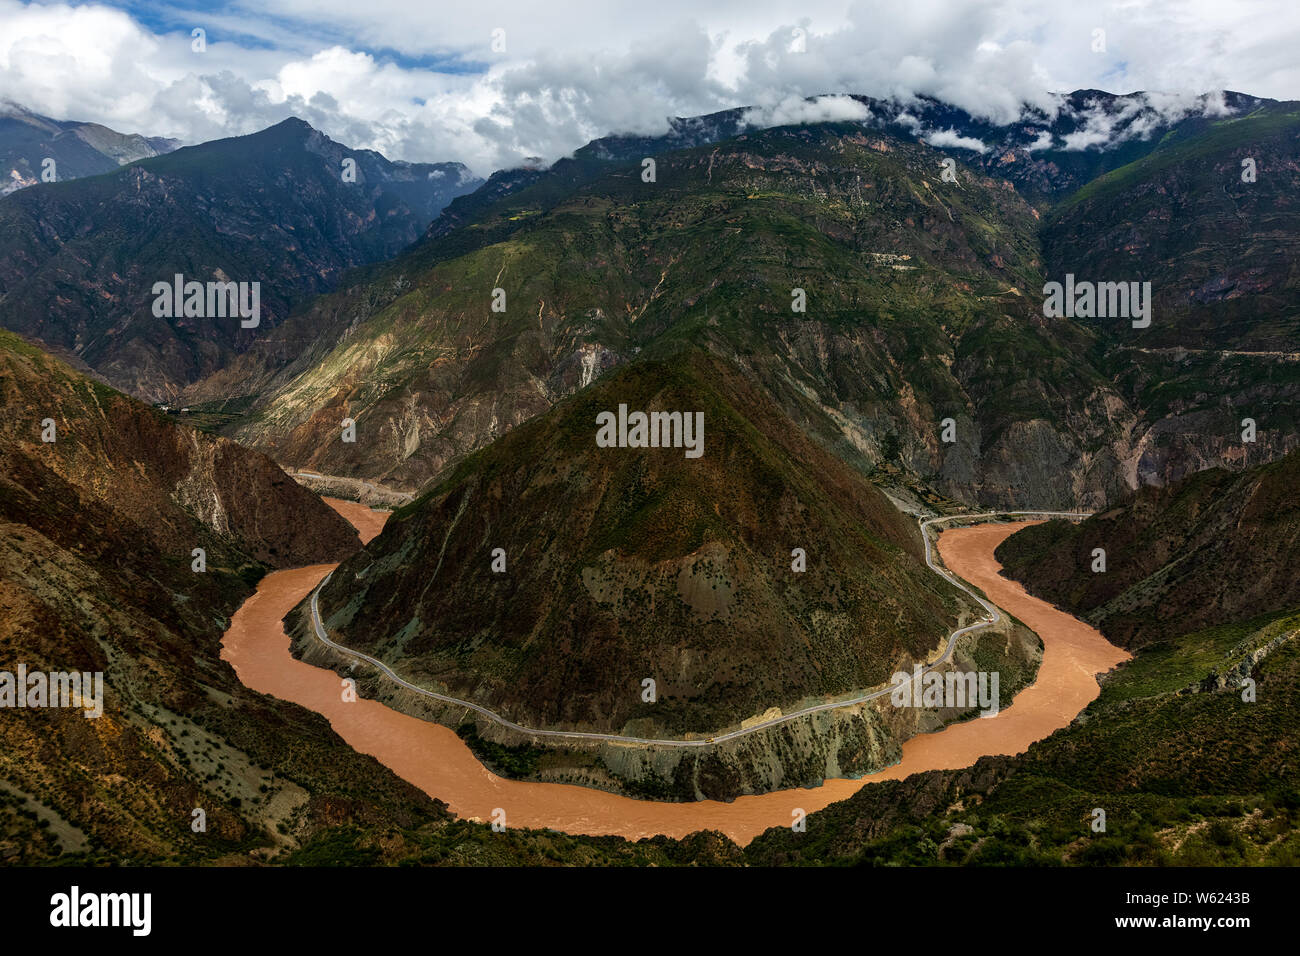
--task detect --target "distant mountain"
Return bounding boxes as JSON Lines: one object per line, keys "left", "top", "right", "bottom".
{"left": 1045, "top": 102, "right": 1300, "bottom": 351}
{"left": 207, "top": 89, "right": 1300, "bottom": 513}
{"left": 0, "top": 101, "right": 178, "bottom": 195}
{"left": 0, "top": 117, "right": 481, "bottom": 400}
{"left": 422, "top": 89, "right": 1271, "bottom": 239}
{"left": 222, "top": 116, "right": 1130, "bottom": 510}
{"left": 860, "top": 89, "right": 1271, "bottom": 202}
{"left": 996, "top": 447, "right": 1300, "bottom": 648}
{"left": 1040, "top": 101, "right": 1300, "bottom": 487}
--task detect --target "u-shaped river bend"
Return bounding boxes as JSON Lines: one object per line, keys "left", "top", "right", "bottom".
{"left": 220, "top": 499, "right": 1127, "bottom": 847}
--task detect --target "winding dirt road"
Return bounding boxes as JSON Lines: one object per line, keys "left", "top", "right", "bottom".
{"left": 220, "top": 503, "right": 1127, "bottom": 846}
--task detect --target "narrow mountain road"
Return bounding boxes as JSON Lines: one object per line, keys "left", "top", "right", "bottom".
{"left": 304, "top": 510, "right": 1092, "bottom": 747}
{"left": 222, "top": 504, "right": 1128, "bottom": 845}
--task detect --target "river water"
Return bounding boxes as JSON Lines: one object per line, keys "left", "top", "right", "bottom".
{"left": 220, "top": 505, "right": 1127, "bottom": 846}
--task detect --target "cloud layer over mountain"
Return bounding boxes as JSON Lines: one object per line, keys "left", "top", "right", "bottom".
{"left": 0, "top": 0, "right": 1296, "bottom": 175}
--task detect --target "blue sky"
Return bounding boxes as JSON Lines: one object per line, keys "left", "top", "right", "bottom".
{"left": 102, "top": 0, "right": 489, "bottom": 71}
{"left": 0, "top": 0, "right": 1295, "bottom": 176}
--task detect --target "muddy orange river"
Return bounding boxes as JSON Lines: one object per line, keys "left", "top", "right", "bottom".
{"left": 221, "top": 506, "right": 1127, "bottom": 846}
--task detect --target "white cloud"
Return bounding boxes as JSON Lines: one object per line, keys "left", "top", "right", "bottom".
{"left": 1025, "top": 129, "right": 1054, "bottom": 151}
{"left": 740, "top": 93, "right": 871, "bottom": 128}
{"left": 894, "top": 111, "right": 923, "bottom": 132}
{"left": 0, "top": 0, "right": 1296, "bottom": 176}
{"left": 1056, "top": 90, "right": 1239, "bottom": 152}
{"left": 924, "top": 128, "right": 988, "bottom": 153}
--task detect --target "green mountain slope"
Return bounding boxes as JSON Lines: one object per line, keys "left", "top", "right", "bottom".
{"left": 745, "top": 449, "right": 1300, "bottom": 864}
{"left": 994, "top": 447, "right": 1300, "bottom": 649}
{"left": 310, "top": 352, "right": 972, "bottom": 733}
{"left": 1042, "top": 101, "right": 1300, "bottom": 487}
{"left": 230, "top": 120, "right": 1131, "bottom": 509}
{"left": 0, "top": 119, "right": 479, "bottom": 401}
{"left": 746, "top": 607, "right": 1300, "bottom": 866}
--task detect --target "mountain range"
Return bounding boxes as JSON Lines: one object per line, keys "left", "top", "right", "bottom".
{"left": 4, "top": 91, "right": 1294, "bottom": 512}
{"left": 182, "top": 91, "right": 1299, "bottom": 515}
{"left": 1, "top": 86, "right": 1298, "bottom": 861}
{"left": 0, "top": 117, "right": 480, "bottom": 401}
{"left": 0, "top": 101, "right": 179, "bottom": 196}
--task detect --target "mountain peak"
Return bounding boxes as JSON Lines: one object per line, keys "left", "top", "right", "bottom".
{"left": 271, "top": 115, "right": 315, "bottom": 132}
